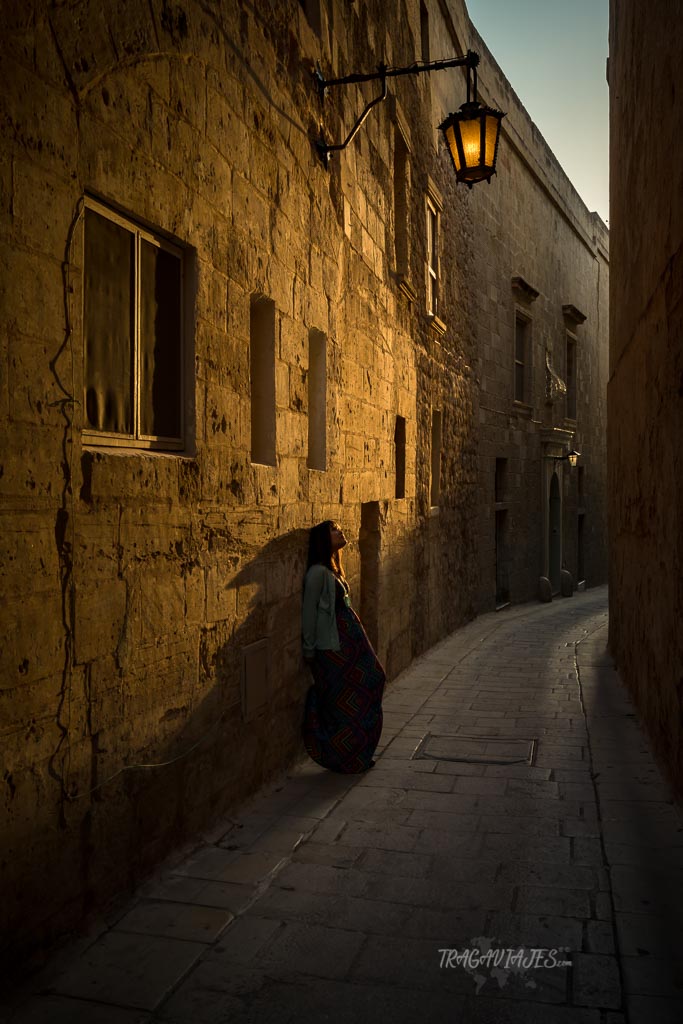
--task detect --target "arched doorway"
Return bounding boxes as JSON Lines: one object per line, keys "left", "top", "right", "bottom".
{"left": 549, "top": 472, "right": 561, "bottom": 593}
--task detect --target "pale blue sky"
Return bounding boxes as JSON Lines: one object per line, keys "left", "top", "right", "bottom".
{"left": 465, "top": 0, "right": 609, "bottom": 224}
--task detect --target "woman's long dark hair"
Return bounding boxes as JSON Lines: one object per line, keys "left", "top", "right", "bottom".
{"left": 306, "top": 520, "right": 346, "bottom": 581}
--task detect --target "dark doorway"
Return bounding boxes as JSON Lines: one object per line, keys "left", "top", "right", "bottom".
{"left": 359, "top": 502, "right": 380, "bottom": 652}
{"left": 577, "top": 512, "right": 585, "bottom": 584}
{"left": 549, "top": 472, "right": 561, "bottom": 594}
{"left": 495, "top": 509, "right": 509, "bottom": 607}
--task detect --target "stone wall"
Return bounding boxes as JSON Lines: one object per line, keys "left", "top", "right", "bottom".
{"left": 0, "top": 0, "right": 608, "bottom": 963}
{"left": 467, "top": 27, "right": 609, "bottom": 611}
{"left": 608, "top": 2, "right": 683, "bottom": 798}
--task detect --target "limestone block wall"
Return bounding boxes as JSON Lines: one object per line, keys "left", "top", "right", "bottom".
{"left": 466, "top": 25, "right": 610, "bottom": 611}
{"left": 0, "top": 0, "right": 608, "bottom": 963}
{"left": 608, "top": 2, "right": 683, "bottom": 798}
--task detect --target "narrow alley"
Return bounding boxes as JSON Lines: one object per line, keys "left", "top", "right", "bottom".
{"left": 7, "top": 587, "right": 683, "bottom": 1024}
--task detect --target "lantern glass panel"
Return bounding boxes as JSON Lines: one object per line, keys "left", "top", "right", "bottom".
{"left": 484, "top": 113, "right": 499, "bottom": 166}
{"left": 445, "top": 124, "right": 461, "bottom": 171}
{"left": 459, "top": 116, "right": 483, "bottom": 168}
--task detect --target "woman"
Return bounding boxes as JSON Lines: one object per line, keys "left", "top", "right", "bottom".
{"left": 301, "top": 521, "right": 386, "bottom": 773}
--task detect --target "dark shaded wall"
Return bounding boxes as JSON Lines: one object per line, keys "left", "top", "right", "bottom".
{"left": 608, "top": 2, "right": 683, "bottom": 796}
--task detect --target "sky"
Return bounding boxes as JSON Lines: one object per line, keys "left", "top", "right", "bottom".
{"left": 464, "top": 0, "right": 609, "bottom": 224}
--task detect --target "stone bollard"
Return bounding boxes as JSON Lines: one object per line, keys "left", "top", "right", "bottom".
{"left": 538, "top": 576, "right": 553, "bottom": 602}
{"left": 560, "top": 569, "right": 574, "bottom": 597}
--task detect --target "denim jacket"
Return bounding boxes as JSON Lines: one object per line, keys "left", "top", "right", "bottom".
{"left": 302, "top": 564, "right": 343, "bottom": 658}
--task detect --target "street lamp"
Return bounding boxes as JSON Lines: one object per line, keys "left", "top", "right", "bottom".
{"left": 439, "top": 56, "right": 505, "bottom": 186}
{"left": 313, "top": 50, "right": 505, "bottom": 186}
{"left": 547, "top": 449, "right": 581, "bottom": 468}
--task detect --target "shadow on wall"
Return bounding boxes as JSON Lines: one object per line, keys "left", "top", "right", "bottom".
{"left": 121, "top": 527, "right": 314, "bottom": 843}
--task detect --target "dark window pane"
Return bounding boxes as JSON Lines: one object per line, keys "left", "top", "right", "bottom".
{"left": 139, "top": 240, "right": 182, "bottom": 439}
{"left": 84, "top": 209, "right": 133, "bottom": 433}
{"left": 515, "top": 361, "right": 525, "bottom": 402}
{"left": 515, "top": 319, "right": 526, "bottom": 362}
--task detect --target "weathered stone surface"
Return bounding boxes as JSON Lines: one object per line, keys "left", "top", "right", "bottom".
{"left": 0, "top": 0, "right": 608, "bottom": 967}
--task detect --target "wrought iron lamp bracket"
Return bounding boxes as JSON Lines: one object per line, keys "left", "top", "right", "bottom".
{"left": 313, "top": 51, "right": 480, "bottom": 166}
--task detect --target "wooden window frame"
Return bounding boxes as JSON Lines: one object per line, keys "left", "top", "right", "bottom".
{"left": 82, "top": 197, "right": 186, "bottom": 452}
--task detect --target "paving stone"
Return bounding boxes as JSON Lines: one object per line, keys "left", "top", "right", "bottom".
{"left": 356, "top": 769, "right": 455, "bottom": 791}
{"left": 245, "top": 822, "right": 316, "bottom": 854}
{"left": 49, "top": 932, "right": 205, "bottom": 1011}
{"left": 141, "top": 876, "right": 254, "bottom": 912}
{"left": 6, "top": 997, "right": 150, "bottom": 1024}
{"left": 625, "top": 994, "right": 683, "bottom": 1024}
{"left": 173, "top": 847, "right": 285, "bottom": 884}
{"left": 571, "top": 837, "right": 605, "bottom": 865}
{"left": 291, "top": 841, "right": 365, "bottom": 868}
{"left": 349, "top": 933, "right": 461, "bottom": 991}
{"left": 604, "top": 841, "right": 683, "bottom": 868}
{"left": 477, "top": 813, "right": 561, "bottom": 837}
{"left": 614, "top": 910, "right": 679, "bottom": 957}
{"left": 154, "top": 963, "right": 274, "bottom": 1022}
{"left": 357, "top": 847, "right": 433, "bottom": 879}
{"left": 113, "top": 900, "right": 234, "bottom": 943}
{"left": 224, "top": 920, "right": 366, "bottom": 980}
{"left": 272, "top": 861, "right": 367, "bottom": 897}
{"left": 621, "top": 955, "right": 683, "bottom": 998}
{"left": 561, "top": 818, "right": 601, "bottom": 838}
{"left": 205, "top": 915, "right": 282, "bottom": 965}
{"left": 412, "top": 828, "right": 483, "bottom": 856}
{"left": 452, "top": 776, "right": 510, "bottom": 795}
{"left": 459, "top": 995, "right": 602, "bottom": 1023}
{"left": 337, "top": 823, "right": 421, "bottom": 852}
{"left": 514, "top": 885, "right": 592, "bottom": 918}
{"left": 584, "top": 919, "right": 615, "bottom": 954}
{"left": 484, "top": 765, "right": 553, "bottom": 780}
{"left": 250, "top": 887, "right": 411, "bottom": 935}
{"left": 572, "top": 952, "right": 621, "bottom": 1008}
{"left": 610, "top": 864, "right": 683, "bottom": 914}
{"left": 485, "top": 911, "right": 582, "bottom": 950}
{"left": 431, "top": 760, "right": 488, "bottom": 775}
{"left": 225, "top": 976, "right": 465, "bottom": 1024}
{"left": 497, "top": 861, "right": 599, "bottom": 890}
{"left": 402, "top": 905, "right": 487, "bottom": 939}
{"left": 481, "top": 834, "right": 571, "bottom": 864}
{"left": 405, "top": 808, "right": 481, "bottom": 833}
{"left": 594, "top": 892, "right": 613, "bottom": 921}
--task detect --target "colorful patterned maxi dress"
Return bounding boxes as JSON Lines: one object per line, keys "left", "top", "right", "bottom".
{"left": 303, "top": 577, "right": 386, "bottom": 773}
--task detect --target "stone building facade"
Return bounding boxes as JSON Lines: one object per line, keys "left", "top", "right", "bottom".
{"left": 1, "top": 0, "right": 608, "bottom": 961}
{"left": 608, "top": 2, "right": 683, "bottom": 799}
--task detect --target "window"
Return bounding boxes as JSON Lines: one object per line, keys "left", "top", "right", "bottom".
{"left": 307, "top": 329, "right": 326, "bottom": 470}
{"left": 393, "top": 126, "right": 410, "bottom": 281}
{"left": 495, "top": 458, "right": 507, "bottom": 503}
{"left": 514, "top": 313, "right": 530, "bottom": 404}
{"left": 250, "top": 295, "right": 276, "bottom": 465}
{"left": 430, "top": 409, "right": 442, "bottom": 507}
{"left": 426, "top": 196, "right": 439, "bottom": 316}
{"left": 566, "top": 335, "right": 577, "bottom": 419}
{"left": 394, "top": 415, "right": 406, "bottom": 499}
{"left": 420, "top": 0, "right": 430, "bottom": 63}
{"left": 83, "top": 199, "right": 186, "bottom": 449}
{"left": 298, "top": 0, "right": 321, "bottom": 34}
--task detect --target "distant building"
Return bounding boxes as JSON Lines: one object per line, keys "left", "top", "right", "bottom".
{"left": 608, "top": 2, "right": 683, "bottom": 799}
{"left": 0, "top": 0, "right": 608, "bottom": 962}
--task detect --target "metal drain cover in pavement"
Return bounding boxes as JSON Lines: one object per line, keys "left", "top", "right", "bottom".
{"left": 412, "top": 733, "right": 537, "bottom": 766}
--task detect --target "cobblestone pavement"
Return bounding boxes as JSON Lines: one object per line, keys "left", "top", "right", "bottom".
{"left": 6, "top": 586, "right": 683, "bottom": 1024}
